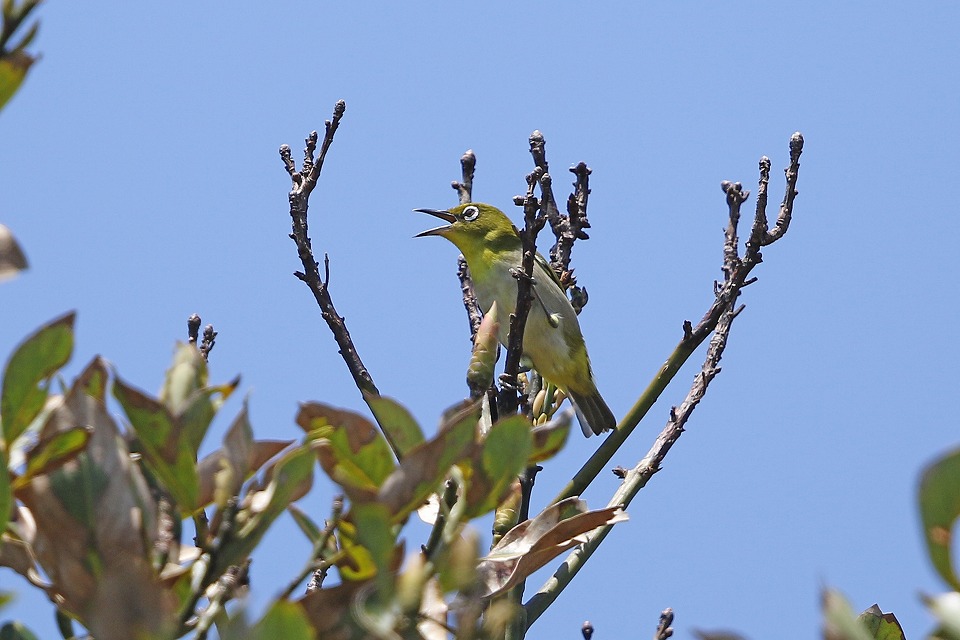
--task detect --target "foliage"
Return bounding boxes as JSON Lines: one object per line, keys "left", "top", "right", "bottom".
{"left": 0, "top": 0, "right": 36, "bottom": 282}
{"left": 0, "top": 308, "right": 623, "bottom": 639}
{"left": 0, "top": 0, "right": 40, "bottom": 113}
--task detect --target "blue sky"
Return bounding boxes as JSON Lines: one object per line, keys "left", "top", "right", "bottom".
{"left": 2, "top": 2, "right": 958, "bottom": 638}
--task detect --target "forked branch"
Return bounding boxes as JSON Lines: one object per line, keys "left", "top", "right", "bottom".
{"left": 526, "top": 134, "right": 804, "bottom": 629}
{"left": 279, "top": 101, "right": 379, "bottom": 398}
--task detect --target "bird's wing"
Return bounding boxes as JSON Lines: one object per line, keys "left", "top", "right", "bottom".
{"left": 534, "top": 251, "right": 564, "bottom": 289}
{"left": 531, "top": 252, "right": 576, "bottom": 324}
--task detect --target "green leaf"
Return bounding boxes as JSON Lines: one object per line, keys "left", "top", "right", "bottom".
{"left": 857, "top": 604, "right": 905, "bottom": 640}
{"left": 178, "top": 380, "right": 239, "bottom": 454}
{"left": 0, "top": 448, "right": 9, "bottom": 538}
{"left": 113, "top": 375, "right": 199, "bottom": 511}
{"left": 435, "top": 529, "right": 479, "bottom": 594}
{"left": 159, "top": 342, "right": 238, "bottom": 453}
{"left": 288, "top": 504, "right": 322, "bottom": 544}
{"left": 336, "top": 517, "right": 378, "bottom": 582}
{"left": 377, "top": 400, "right": 479, "bottom": 520}
{"left": 919, "top": 447, "right": 960, "bottom": 590}
{"left": 197, "top": 438, "right": 291, "bottom": 509}
{"left": 350, "top": 502, "right": 397, "bottom": 599}
{"left": 13, "top": 425, "right": 91, "bottom": 491}
{"left": 74, "top": 357, "right": 108, "bottom": 402}
{"left": 364, "top": 393, "right": 425, "bottom": 459}
{"left": 821, "top": 588, "right": 874, "bottom": 640}
{"left": 0, "top": 50, "right": 35, "bottom": 112}
{"left": 0, "top": 621, "right": 40, "bottom": 640}
{"left": 1, "top": 312, "right": 74, "bottom": 444}
{"left": 463, "top": 414, "right": 532, "bottom": 518}
{"left": 529, "top": 410, "right": 572, "bottom": 463}
{"left": 250, "top": 600, "right": 313, "bottom": 640}
{"left": 298, "top": 402, "right": 396, "bottom": 492}
{"left": 214, "top": 446, "right": 314, "bottom": 576}
{"left": 160, "top": 342, "right": 208, "bottom": 414}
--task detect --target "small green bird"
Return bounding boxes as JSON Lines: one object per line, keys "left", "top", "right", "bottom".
{"left": 416, "top": 202, "right": 615, "bottom": 436}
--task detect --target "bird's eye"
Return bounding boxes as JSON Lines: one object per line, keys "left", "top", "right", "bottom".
{"left": 462, "top": 205, "right": 480, "bottom": 221}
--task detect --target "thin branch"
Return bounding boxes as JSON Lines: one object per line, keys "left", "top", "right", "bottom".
{"left": 526, "top": 135, "right": 804, "bottom": 628}
{"left": 280, "top": 101, "right": 379, "bottom": 398}
{"left": 199, "top": 324, "right": 217, "bottom": 361}
{"left": 560, "top": 163, "right": 593, "bottom": 313}
{"left": 654, "top": 609, "right": 675, "bottom": 640}
{"left": 187, "top": 314, "right": 201, "bottom": 346}
{"left": 178, "top": 498, "right": 240, "bottom": 634}
{"left": 281, "top": 495, "right": 344, "bottom": 598}
{"left": 421, "top": 479, "right": 459, "bottom": 560}
{"left": 527, "top": 275, "right": 742, "bottom": 628}
{"left": 528, "top": 131, "right": 561, "bottom": 231}
{"left": 551, "top": 162, "right": 592, "bottom": 279}
{"left": 498, "top": 166, "right": 544, "bottom": 420}
{"left": 756, "top": 132, "right": 803, "bottom": 247}
{"left": 458, "top": 255, "right": 484, "bottom": 341}
{"left": 501, "top": 134, "right": 554, "bottom": 640}
{"left": 551, "top": 133, "right": 804, "bottom": 506}
{"left": 193, "top": 560, "right": 250, "bottom": 640}
{"left": 451, "top": 149, "right": 476, "bottom": 205}
{"left": 582, "top": 621, "right": 595, "bottom": 640}
{"left": 186, "top": 314, "right": 217, "bottom": 361}
{"left": 449, "top": 150, "right": 484, "bottom": 341}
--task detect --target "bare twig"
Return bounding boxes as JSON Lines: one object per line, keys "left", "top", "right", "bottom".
{"left": 282, "top": 495, "right": 344, "bottom": 598}
{"left": 561, "top": 163, "right": 593, "bottom": 313}
{"left": 187, "top": 314, "right": 201, "bottom": 346}
{"left": 526, "top": 135, "right": 804, "bottom": 628}
{"left": 451, "top": 149, "right": 476, "bottom": 205}
{"left": 501, "top": 135, "right": 554, "bottom": 640}
{"left": 186, "top": 314, "right": 216, "bottom": 361}
{"left": 498, "top": 166, "right": 544, "bottom": 420}
{"left": 528, "top": 131, "right": 562, "bottom": 231}
{"left": 280, "top": 101, "right": 379, "bottom": 398}
{"left": 654, "top": 609, "right": 675, "bottom": 640}
{"left": 178, "top": 498, "right": 240, "bottom": 633}
{"left": 751, "top": 132, "right": 803, "bottom": 248}
{"left": 552, "top": 134, "right": 804, "bottom": 506}
{"left": 582, "top": 621, "right": 595, "bottom": 640}
{"left": 551, "top": 162, "right": 592, "bottom": 279}
{"left": 421, "top": 479, "right": 459, "bottom": 560}
{"left": 449, "top": 150, "right": 484, "bottom": 341}
{"left": 194, "top": 560, "right": 250, "bottom": 640}
{"left": 200, "top": 324, "right": 217, "bottom": 360}
{"left": 458, "top": 255, "right": 484, "bottom": 341}
{"left": 517, "top": 464, "right": 543, "bottom": 522}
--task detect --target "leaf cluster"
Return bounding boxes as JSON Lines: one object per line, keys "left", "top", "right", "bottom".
{"left": 0, "top": 312, "right": 624, "bottom": 639}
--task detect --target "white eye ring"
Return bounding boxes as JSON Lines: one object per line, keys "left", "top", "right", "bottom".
{"left": 462, "top": 205, "right": 480, "bottom": 221}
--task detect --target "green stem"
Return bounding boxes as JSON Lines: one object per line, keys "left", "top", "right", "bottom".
{"left": 552, "top": 330, "right": 704, "bottom": 505}
{"left": 527, "top": 300, "right": 742, "bottom": 628}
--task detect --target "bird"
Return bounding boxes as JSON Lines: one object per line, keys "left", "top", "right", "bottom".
{"left": 415, "top": 202, "right": 615, "bottom": 436}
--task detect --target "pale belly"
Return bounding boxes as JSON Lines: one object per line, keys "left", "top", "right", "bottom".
{"left": 473, "top": 258, "right": 583, "bottom": 387}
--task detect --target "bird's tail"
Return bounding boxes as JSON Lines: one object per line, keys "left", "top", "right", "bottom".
{"left": 568, "top": 390, "right": 616, "bottom": 437}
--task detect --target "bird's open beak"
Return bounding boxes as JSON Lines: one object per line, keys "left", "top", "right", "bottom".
{"left": 414, "top": 208, "right": 456, "bottom": 237}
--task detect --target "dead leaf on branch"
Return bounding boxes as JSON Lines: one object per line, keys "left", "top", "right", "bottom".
{"left": 476, "top": 497, "right": 628, "bottom": 598}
